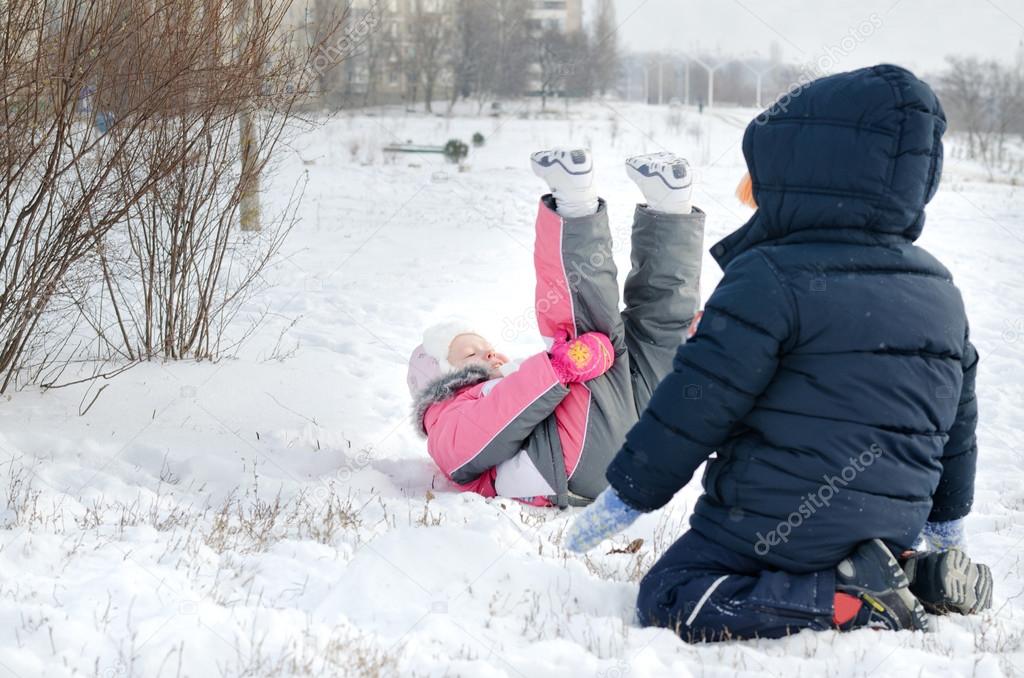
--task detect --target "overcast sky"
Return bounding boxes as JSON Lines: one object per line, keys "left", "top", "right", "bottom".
{"left": 599, "top": 0, "right": 1024, "bottom": 75}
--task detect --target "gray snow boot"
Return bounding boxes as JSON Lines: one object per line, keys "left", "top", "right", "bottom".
{"left": 901, "top": 548, "right": 993, "bottom": 615}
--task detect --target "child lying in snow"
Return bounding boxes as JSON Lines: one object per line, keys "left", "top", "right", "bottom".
{"left": 565, "top": 64, "right": 993, "bottom": 640}
{"left": 408, "top": 149, "right": 706, "bottom": 508}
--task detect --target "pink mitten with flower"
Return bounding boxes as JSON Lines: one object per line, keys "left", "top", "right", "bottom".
{"left": 548, "top": 330, "right": 615, "bottom": 384}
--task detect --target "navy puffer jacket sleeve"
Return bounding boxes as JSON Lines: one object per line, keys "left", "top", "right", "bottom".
{"left": 930, "top": 329, "right": 978, "bottom": 522}
{"left": 607, "top": 249, "right": 795, "bottom": 511}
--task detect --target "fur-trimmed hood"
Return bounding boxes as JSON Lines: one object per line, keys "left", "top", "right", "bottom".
{"left": 411, "top": 363, "right": 493, "bottom": 438}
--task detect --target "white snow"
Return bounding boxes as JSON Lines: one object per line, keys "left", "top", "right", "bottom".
{"left": 1, "top": 100, "right": 1022, "bottom": 677}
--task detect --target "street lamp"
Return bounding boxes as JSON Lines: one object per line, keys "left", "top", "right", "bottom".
{"left": 740, "top": 52, "right": 779, "bottom": 109}
{"left": 689, "top": 55, "right": 731, "bottom": 109}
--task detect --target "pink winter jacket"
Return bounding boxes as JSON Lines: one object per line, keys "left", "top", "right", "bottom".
{"left": 414, "top": 351, "right": 576, "bottom": 503}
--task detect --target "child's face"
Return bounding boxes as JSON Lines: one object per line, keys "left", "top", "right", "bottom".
{"left": 447, "top": 333, "right": 509, "bottom": 377}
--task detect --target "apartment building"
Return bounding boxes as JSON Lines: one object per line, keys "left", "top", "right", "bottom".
{"left": 528, "top": 0, "right": 582, "bottom": 34}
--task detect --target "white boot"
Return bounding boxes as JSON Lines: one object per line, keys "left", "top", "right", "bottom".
{"left": 530, "top": 148, "right": 599, "bottom": 218}
{"left": 626, "top": 153, "right": 694, "bottom": 214}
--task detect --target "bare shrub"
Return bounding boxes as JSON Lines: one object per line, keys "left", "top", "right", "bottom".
{"left": 0, "top": 0, "right": 192, "bottom": 390}
{"left": 0, "top": 0, "right": 341, "bottom": 389}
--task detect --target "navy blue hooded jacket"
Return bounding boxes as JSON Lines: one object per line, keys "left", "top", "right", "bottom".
{"left": 606, "top": 64, "right": 979, "bottom": 573}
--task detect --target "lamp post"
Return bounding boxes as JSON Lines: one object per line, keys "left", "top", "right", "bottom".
{"left": 740, "top": 54, "right": 779, "bottom": 109}
{"left": 658, "top": 55, "right": 665, "bottom": 105}
{"left": 683, "top": 59, "right": 691, "bottom": 106}
{"left": 689, "top": 55, "right": 730, "bottom": 109}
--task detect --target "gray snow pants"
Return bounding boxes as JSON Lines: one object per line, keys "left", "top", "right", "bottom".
{"left": 529, "top": 195, "right": 706, "bottom": 504}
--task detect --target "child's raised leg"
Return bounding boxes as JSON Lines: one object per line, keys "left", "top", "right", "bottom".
{"left": 621, "top": 153, "right": 706, "bottom": 417}
{"left": 531, "top": 149, "right": 622, "bottom": 346}
{"left": 530, "top": 149, "right": 637, "bottom": 501}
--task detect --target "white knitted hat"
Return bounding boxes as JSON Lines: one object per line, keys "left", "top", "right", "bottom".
{"left": 407, "top": 318, "right": 480, "bottom": 398}
{"left": 421, "top": 318, "right": 480, "bottom": 373}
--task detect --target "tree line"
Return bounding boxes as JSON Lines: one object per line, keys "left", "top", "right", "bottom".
{"left": 310, "top": 0, "right": 620, "bottom": 112}
{"left": 936, "top": 54, "right": 1024, "bottom": 178}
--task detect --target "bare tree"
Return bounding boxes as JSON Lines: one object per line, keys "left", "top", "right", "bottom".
{"left": 448, "top": 0, "right": 485, "bottom": 112}
{"left": 590, "top": 0, "right": 618, "bottom": 96}
{"left": 448, "top": 0, "right": 529, "bottom": 112}
{"left": 0, "top": 0, "right": 191, "bottom": 390}
{"left": 536, "top": 27, "right": 570, "bottom": 110}
{"left": 563, "top": 29, "right": 593, "bottom": 99}
{"left": 85, "top": 0, "right": 333, "bottom": 361}
{"left": 310, "top": 0, "right": 393, "bottom": 109}
{"left": 408, "top": 0, "right": 453, "bottom": 112}
{"left": 938, "top": 56, "right": 988, "bottom": 159}
{"left": 0, "top": 0, "right": 339, "bottom": 390}
{"left": 492, "top": 0, "right": 532, "bottom": 99}
{"left": 938, "top": 55, "right": 1024, "bottom": 177}
{"left": 357, "top": 5, "right": 393, "bottom": 107}
{"left": 312, "top": 0, "right": 347, "bottom": 107}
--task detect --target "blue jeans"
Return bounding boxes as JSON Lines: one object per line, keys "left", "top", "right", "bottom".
{"left": 637, "top": 529, "right": 837, "bottom": 641}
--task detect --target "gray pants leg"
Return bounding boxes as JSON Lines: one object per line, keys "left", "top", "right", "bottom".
{"left": 621, "top": 205, "right": 706, "bottom": 418}
{"left": 543, "top": 196, "right": 705, "bottom": 500}
{"left": 543, "top": 196, "right": 636, "bottom": 500}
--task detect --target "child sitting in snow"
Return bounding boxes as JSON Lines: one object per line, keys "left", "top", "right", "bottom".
{"left": 408, "top": 150, "right": 706, "bottom": 508}
{"left": 565, "top": 64, "right": 993, "bottom": 639}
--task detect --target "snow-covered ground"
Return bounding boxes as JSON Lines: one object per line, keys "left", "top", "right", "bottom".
{"left": 1, "top": 100, "right": 1023, "bottom": 677}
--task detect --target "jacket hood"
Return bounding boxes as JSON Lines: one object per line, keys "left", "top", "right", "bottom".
{"left": 411, "top": 363, "right": 492, "bottom": 438}
{"left": 712, "top": 64, "right": 947, "bottom": 269}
